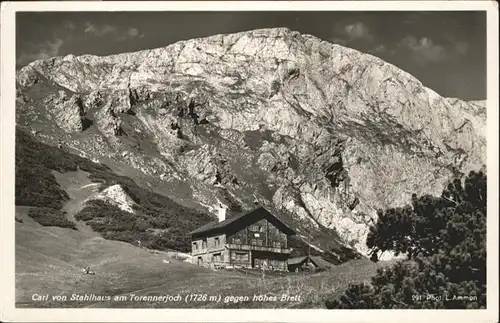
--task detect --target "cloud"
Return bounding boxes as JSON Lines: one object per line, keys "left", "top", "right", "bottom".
{"left": 343, "top": 22, "right": 373, "bottom": 42}
{"left": 398, "top": 35, "right": 469, "bottom": 64}
{"left": 400, "top": 36, "right": 447, "bottom": 63}
{"left": 370, "top": 44, "right": 388, "bottom": 54}
{"left": 117, "top": 27, "right": 144, "bottom": 41}
{"left": 83, "top": 22, "right": 143, "bottom": 42}
{"left": 330, "top": 21, "right": 376, "bottom": 49}
{"left": 127, "top": 27, "right": 139, "bottom": 38}
{"left": 16, "top": 20, "right": 72, "bottom": 66}
{"left": 83, "top": 22, "right": 118, "bottom": 37}
{"left": 17, "top": 38, "right": 64, "bottom": 66}
{"left": 16, "top": 21, "right": 145, "bottom": 66}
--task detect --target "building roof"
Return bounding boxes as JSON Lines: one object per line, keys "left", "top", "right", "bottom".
{"left": 309, "top": 256, "right": 335, "bottom": 269}
{"left": 287, "top": 256, "right": 310, "bottom": 266}
{"left": 287, "top": 255, "right": 335, "bottom": 269}
{"left": 287, "top": 255, "right": 322, "bottom": 267}
{"left": 190, "top": 206, "right": 296, "bottom": 236}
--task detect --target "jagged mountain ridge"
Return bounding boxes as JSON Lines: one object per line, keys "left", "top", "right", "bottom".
{"left": 15, "top": 27, "right": 486, "bottom": 257}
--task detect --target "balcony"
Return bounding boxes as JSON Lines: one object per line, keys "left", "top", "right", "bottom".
{"left": 226, "top": 243, "right": 292, "bottom": 254}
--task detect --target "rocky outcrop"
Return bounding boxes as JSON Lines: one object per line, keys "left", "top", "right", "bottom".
{"left": 180, "top": 145, "right": 238, "bottom": 187}
{"left": 44, "top": 90, "right": 84, "bottom": 133}
{"left": 83, "top": 90, "right": 104, "bottom": 112}
{"left": 16, "top": 28, "right": 486, "bottom": 257}
{"left": 95, "top": 103, "right": 123, "bottom": 136}
{"left": 16, "top": 65, "right": 39, "bottom": 87}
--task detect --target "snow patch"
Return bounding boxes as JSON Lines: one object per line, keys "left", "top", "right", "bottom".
{"left": 81, "top": 183, "right": 102, "bottom": 189}
{"left": 88, "top": 184, "right": 137, "bottom": 213}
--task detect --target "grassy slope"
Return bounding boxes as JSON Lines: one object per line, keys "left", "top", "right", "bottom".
{"left": 16, "top": 204, "right": 391, "bottom": 308}
{"left": 15, "top": 205, "right": 212, "bottom": 308}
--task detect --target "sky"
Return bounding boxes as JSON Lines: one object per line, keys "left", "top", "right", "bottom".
{"left": 16, "top": 11, "right": 486, "bottom": 100}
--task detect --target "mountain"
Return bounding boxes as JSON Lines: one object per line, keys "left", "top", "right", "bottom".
{"left": 15, "top": 27, "right": 486, "bottom": 259}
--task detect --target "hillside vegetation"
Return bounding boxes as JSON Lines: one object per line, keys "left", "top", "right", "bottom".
{"left": 16, "top": 129, "right": 212, "bottom": 251}
{"left": 27, "top": 207, "right": 77, "bottom": 230}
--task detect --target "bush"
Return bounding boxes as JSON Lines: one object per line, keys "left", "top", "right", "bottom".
{"left": 75, "top": 195, "right": 211, "bottom": 252}
{"left": 326, "top": 171, "right": 486, "bottom": 309}
{"left": 27, "top": 207, "right": 77, "bottom": 230}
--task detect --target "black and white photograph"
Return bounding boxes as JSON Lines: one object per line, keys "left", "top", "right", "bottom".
{"left": 1, "top": 1, "right": 498, "bottom": 322}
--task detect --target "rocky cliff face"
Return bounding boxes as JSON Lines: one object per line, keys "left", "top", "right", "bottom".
{"left": 15, "top": 28, "right": 486, "bottom": 257}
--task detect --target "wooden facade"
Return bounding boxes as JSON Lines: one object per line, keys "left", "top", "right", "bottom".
{"left": 190, "top": 207, "right": 296, "bottom": 271}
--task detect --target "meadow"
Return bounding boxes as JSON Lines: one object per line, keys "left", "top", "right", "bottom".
{"left": 16, "top": 205, "right": 390, "bottom": 309}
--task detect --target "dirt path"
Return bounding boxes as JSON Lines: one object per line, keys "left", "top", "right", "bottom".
{"left": 52, "top": 169, "right": 102, "bottom": 236}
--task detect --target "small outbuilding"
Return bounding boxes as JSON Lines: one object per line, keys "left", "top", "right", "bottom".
{"left": 287, "top": 256, "right": 320, "bottom": 272}
{"left": 287, "top": 255, "right": 335, "bottom": 272}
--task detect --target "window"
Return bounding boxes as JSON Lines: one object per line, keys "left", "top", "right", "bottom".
{"left": 251, "top": 239, "right": 263, "bottom": 246}
{"left": 232, "top": 251, "right": 248, "bottom": 261}
{"left": 254, "top": 233, "right": 260, "bottom": 238}
{"left": 273, "top": 242, "right": 281, "bottom": 248}
{"left": 202, "top": 239, "right": 207, "bottom": 249}
{"left": 193, "top": 242, "right": 198, "bottom": 250}
{"left": 251, "top": 224, "right": 264, "bottom": 232}
{"left": 248, "top": 224, "right": 261, "bottom": 232}
{"left": 214, "top": 237, "right": 220, "bottom": 246}
{"left": 212, "top": 253, "right": 222, "bottom": 262}
{"left": 232, "top": 238, "right": 242, "bottom": 244}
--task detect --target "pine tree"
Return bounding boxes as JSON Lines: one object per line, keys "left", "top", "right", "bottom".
{"left": 326, "top": 170, "right": 487, "bottom": 309}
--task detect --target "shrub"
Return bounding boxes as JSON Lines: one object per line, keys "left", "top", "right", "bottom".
{"left": 27, "top": 207, "right": 77, "bottom": 230}
{"left": 75, "top": 196, "right": 211, "bottom": 252}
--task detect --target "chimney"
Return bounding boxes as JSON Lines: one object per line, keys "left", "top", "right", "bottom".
{"left": 217, "top": 203, "right": 227, "bottom": 222}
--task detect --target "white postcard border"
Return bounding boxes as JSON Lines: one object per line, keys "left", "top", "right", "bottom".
{"left": 1, "top": 1, "right": 498, "bottom": 322}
